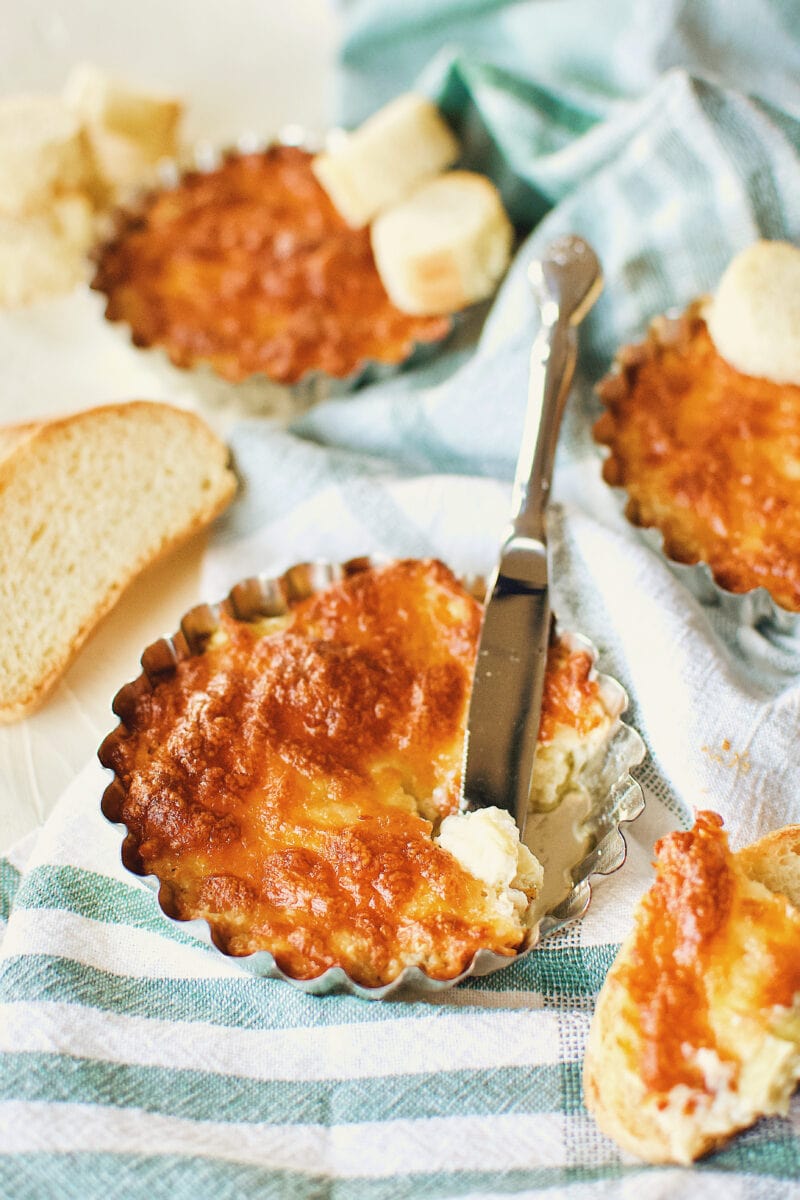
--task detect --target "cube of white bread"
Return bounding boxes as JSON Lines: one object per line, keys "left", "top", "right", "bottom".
{"left": 370, "top": 171, "right": 513, "bottom": 315}
{"left": 0, "top": 94, "right": 95, "bottom": 216}
{"left": 312, "top": 92, "right": 459, "bottom": 229}
{"left": 63, "top": 63, "right": 182, "bottom": 195}
{"left": 705, "top": 239, "right": 800, "bottom": 385}
{"left": 0, "top": 194, "right": 95, "bottom": 308}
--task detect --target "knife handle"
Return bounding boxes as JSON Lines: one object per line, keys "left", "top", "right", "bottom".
{"left": 508, "top": 319, "right": 576, "bottom": 547}
{"left": 508, "top": 236, "right": 603, "bottom": 547}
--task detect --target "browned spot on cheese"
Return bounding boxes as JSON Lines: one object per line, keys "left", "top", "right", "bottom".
{"left": 538, "top": 640, "right": 608, "bottom": 744}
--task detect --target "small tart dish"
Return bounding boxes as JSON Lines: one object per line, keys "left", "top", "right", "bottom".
{"left": 99, "top": 558, "right": 645, "bottom": 998}
{"left": 594, "top": 301, "right": 800, "bottom": 631}
{"left": 90, "top": 142, "right": 452, "bottom": 386}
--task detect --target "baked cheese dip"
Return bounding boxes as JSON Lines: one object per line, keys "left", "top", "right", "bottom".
{"left": 100, "top": 559, "right": 619, "bottom": 987}
{"left": 594, "top": 241, "right": 800, "bottom": 613}
{"left": 91, "top": 145, "right": 451, "bottom": 385}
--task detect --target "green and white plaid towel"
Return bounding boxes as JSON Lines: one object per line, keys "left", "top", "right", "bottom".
{"left": 3, "top": 2, "right": 800, "bottom": 1195}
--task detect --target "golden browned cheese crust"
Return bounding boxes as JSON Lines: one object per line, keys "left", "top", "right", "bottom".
{"left": 594, "top": 304, "right": 800, "bottom": 611}
{"left": 537, "top": 637, "right": 609, "bottom": 745}
{"left": 101, "top": 559, "right": 610, "bottom": 986}
{"left": 583, "top": 812, "right": 800, "bottom": 1163}
{"left": 91, "top": 145, "right": 451, "bottom": 384}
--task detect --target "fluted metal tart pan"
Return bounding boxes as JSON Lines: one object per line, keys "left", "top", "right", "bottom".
{"left": 594, "top": 303, "right": 800, "bottom": 637}
{"left": 99, "top": 557, "right": 645, "bottom": 999}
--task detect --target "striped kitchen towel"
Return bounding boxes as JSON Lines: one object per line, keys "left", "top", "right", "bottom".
{"left": 3, "top": 1, "right": 800, "bottom": 1196}
{"left": 3, "top": 468, "right": 800, "bottom": 1197}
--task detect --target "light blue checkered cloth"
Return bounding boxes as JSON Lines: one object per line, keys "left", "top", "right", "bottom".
{"left": 3, "top": 2, "right": 800, "bottom": 1195}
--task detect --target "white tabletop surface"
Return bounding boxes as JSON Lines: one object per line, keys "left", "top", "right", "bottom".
{"left": 0, "top": 0, "right": 341, "bottom": 851}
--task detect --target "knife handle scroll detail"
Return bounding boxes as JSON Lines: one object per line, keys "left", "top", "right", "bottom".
{"left": 462, "top": 236, "right": 603, "bottom": 834}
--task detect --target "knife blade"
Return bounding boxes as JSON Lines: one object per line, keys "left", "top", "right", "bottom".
{"left": 462, "top": 235, "right": 603, "bottom": 833}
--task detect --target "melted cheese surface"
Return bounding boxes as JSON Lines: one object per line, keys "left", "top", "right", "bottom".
{"left": 595, "top": 306, "right": 800, "bottom": 611}
{"left": 105, "top": 559, "right": 612, "bottom": 986}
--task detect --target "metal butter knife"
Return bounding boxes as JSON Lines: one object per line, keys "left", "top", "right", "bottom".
{"left": 462, "top": 235, "right": 603, "bottom": 833}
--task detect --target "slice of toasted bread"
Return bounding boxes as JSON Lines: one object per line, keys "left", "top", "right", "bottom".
{"left": 583, "top": 813, "right": 800, "bottom": 1164}
{"left": 0, "top": 401, "right": 236, "bottom": 722}
{"left": 370, "top": 171, "right": 513, "bottom": 315}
